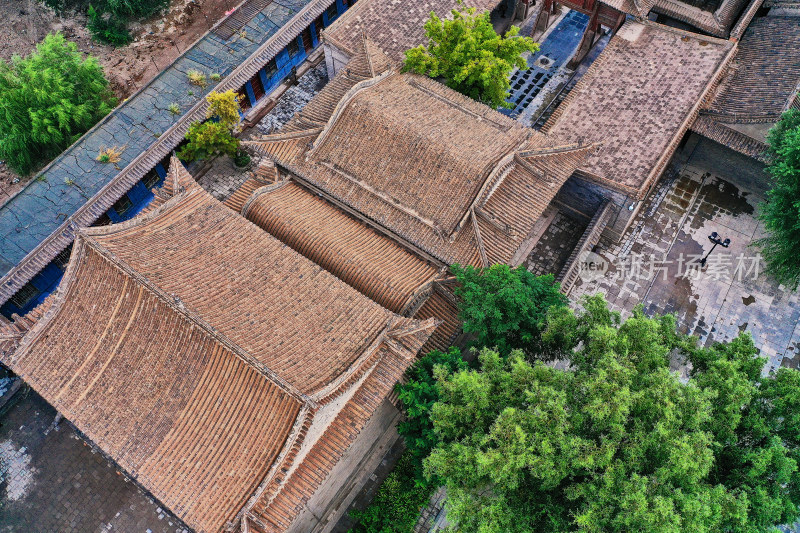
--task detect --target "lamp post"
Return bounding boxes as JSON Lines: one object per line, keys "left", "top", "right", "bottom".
{"left": 700, "top": 232, "right": 730, "bottom": 266}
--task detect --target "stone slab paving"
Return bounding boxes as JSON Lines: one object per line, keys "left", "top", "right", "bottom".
{"left": 526, "top": 210, "right": 587, "bottom": 276}
{"left": 0, "top": 390, "right": 186, "bottom": 533}
{"left": 571, "top": 153, "right": 800, "bottom": 373}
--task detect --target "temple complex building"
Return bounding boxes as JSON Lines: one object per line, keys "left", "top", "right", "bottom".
{"left": 689, "top": 13, "right": 800, "bottom": 190}
{"left": 224, "top": 40, "right": 594, "bottom": 339}
{"left": 541, "top": 20, "right": 735, "bottom": 241}
{"left": 0, "top": 0, "right": 359, "bottom": 318}
{"left": 0, "top": 160, "right": 436, "bottom": 533}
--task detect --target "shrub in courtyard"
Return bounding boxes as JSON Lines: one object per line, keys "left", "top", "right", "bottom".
{"left": 348, "top": 451, "right": 434, "bottom": 533}
{"left": 0, "top": 33, "right": 116, "bottom": 175}
{"left": 177, "top": 90, "right": 243, "bottom": 162}
{"left": 402, "top": 4, "right": 538, "bottom": 108}
{"left": 452, "top": 264, "right": 568, "bottom": 360}
{"left": 755, "top": 108, "right": 800, "bottom": 288}
{"left": 423, "top": 295, "right": 800, "bottom": 532}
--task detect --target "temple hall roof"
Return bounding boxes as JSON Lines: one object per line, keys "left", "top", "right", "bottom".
{"left": 246, "top": 66, "right": 595, "bottom": 267}
{"left": 689, "top": 16, "right": 800, "bottom": 162}
{"left": 242, "top": 179, "right": 441, "bottom": 314}
{"left": 2, "top": 160, "right": 435, "bottom": 532}
{"left": 706, "top": 17, "right": 800, "bottom": 122}
{"left": 543, "top": 21, "right": 735, "bottom": 199}
{"left": 0, "top": 0, "right": 340, "bottom": 309}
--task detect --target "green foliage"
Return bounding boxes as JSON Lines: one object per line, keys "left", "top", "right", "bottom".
{"left": 177, "top": 121, "right": 239, "bottom": 161}
{"left": 755, "top": 109, "right": 800, "bottom": 288}
{"left": 349, "top": 451, "right": 434, "bottom": 533}
{"left": 0, "top": 33, "right": 116, "bottom": 175}
{"left": 205, "top": 90, "right": 242, "bottom": 128}
{"left": 87, "top": 5, "right": 131, "bottom": 46}
{"left": 423, "top": 295, "right": 800, "bottom": 532}
{"left": 187, "top": 69, "right": 208, "bottom": 88}
{"left": 168, "top": 102, "right": 180, "bottom": 115}
{"left": 452, "top": 264, "right": 568, "bottom": 359}
{"left": 402, "top": 4, "right": 538, "bottom": 108}
{"left": 177, "top": 90, "right": 243, "bottom": 162}
{"left": 396, "top": 347, "right": 467, "bottom": 487}
{"left": 43, "top": 0, "right": 169, "bottom": 46}
{"left": 209, "top": 73, "right": 222, "bottom": 82}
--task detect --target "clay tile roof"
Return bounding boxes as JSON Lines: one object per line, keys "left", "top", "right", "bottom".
{"left": 243, "top": 179, "right": 441, "bottom": 314}
{"left": 651, "top": 0, "right": 755, "bottom": 37}
{"left": 246, "top": 67, "right": 593, "bottom": 267}
{"left": 2, "top": 160, "right": 435, "bottom": 532}
{"left": 544, "top": 21, "right": 735, "bottom": 199}
{"left": 705, "top": 17, "right": 800, "bottom": 122}
{"left": 323, "top": 0, "right": 504, "bottom": 63}
{"left": 306, "top": 73, "right": 529, "bottom": 236}
{"left": 600, "top": 0, "right": 656, "bottom": 16}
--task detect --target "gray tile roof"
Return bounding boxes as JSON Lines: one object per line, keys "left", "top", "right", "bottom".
{"left": 0, "top": 0, "right": 320, "bottom": 279}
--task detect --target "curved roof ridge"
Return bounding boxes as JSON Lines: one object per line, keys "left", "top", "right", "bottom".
{"left": 516, "top": 141, "right": 601, "bottom": 158}
{"left": 240, "top": 179, "right": 292, "bottom": 218}
{"left": 307, "top": 69, "right": 395, "bottom": 159}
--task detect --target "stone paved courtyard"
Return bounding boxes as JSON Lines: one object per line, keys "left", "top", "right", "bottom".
{"left": 0, "top": 390, "right": 185, "bottom": 533}
{"left": 570, "top": 150, "right": 800, "bottom": 373}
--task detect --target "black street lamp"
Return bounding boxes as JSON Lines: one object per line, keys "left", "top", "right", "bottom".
{"left": 700, "top": 231, "right": 730, "bottom": 266}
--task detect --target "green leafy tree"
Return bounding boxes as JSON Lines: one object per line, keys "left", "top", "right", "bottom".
{"left": 755, "top": 109, "right": 800, "bottom": 288}
{"left": 452, "top": 264, "right": 567, "bottom": 359}
{"left": 396, "top": 347, "right": 467, "bottom": 487}
{"left": 402, "top": 4, "right": 538, "bottom": 108}
{"left": 205, "top": 89, "right": 243, "bottom": 128}
{"left": 424, "top": 295, "right": 800, "bottom": 532}
{"left": 178, "top": 90, "right": 243, "bottom": 162}
{"left": 0, "top": 33, "right": 116, "bottom": 175}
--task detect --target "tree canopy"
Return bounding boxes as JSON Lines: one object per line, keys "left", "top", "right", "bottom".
{"left": 755, "top": 109, "right": 800, "bottom": 288}
{"left": 0, "top": 33, "right": 116, "bottom": 175}
{"left": 402, "top": 4, "right": 538, "bottom": 108}
{"left": 423, "top": 295, "right": 800, "bottom": 532}
{"left": 396, "top": 347, "right": 468, "bottom": 488}
{"left": 452, "top": 264, "right": 567, "bottom": 359}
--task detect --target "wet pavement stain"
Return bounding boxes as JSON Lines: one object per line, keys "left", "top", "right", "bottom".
{"left": 742, "top": 294, "right": 756, "bottom": 306}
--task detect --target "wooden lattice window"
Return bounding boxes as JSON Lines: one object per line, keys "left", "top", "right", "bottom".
{"left": 53, "top": 245, "right": 73, "bottom": 271}
{"left": 143, "top": 170, "right": 161, "bottom": 190}
{"left": 9, "top": 283, "right": 39, "bottom": 310}
{"left": 287, "top": 37, "right": 300, "bottom": 57}
{"left": 112, "top": 194, "right": 132, "bottom": 217}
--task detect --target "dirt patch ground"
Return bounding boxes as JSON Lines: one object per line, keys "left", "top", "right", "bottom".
{"left": 0, "top": 0, "right": 237, "bottom": 199}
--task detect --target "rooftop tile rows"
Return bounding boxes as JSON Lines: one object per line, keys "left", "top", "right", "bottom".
{"left": 2, "top": 161, "right": 435, "bottom": 532}
{"left": 544, "top": 21, "right": 734, "bottom": 198}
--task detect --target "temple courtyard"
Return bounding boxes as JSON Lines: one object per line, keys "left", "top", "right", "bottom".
{"left": 568, "top": 143, "right": 799, "bottom": 373}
